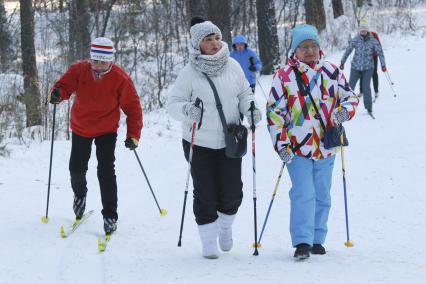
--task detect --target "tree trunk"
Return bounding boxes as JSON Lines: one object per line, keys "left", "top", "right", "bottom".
{"left": 100, "top": 0, "right": 117, "bottom": 37}
{"left": 19, "top": 0, "right": 42, "bottom": 126}
{"left": 0, "top": 0, "right": 12, "bottom": 72}
{"left": 76, "top": 0, "right": 91, "bottom": 59}
{"left": 69, "top": 0, "right": 91, "bottom": 62}
{"left": 256, "top": 0, "right": 279, "bottom": 75}
{"left": 304, "top": 0, "right": 326, "bottom": 31}
{"left": 332, "top": 0, "right": 344, "bottom": 18}
{"left": 186, "top": 0, "right": 208, "bottom": 26}
{"left": 208, "top": 0, "right": 231, "bottom": 46}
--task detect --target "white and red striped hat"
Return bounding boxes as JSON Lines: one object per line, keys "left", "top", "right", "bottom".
{"left": 90, "top": 37, "right": 116, "bottom": 62}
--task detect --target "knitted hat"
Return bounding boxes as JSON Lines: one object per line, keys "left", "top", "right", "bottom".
{"left": 290, "top": 24, "right": 320, "bottom": 51}
{"left": 359, "top": 18, "right": 370, "bottom": 31}
{"left": 189, "top": 20, "right": 222, "bottom": 54}
{"left": 90, "top": 37, "right": 115, "bottom": 62}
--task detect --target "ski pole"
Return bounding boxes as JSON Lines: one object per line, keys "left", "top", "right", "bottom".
{"left": 256, "top": 162, "right": 285, "bottom": 247}
{"left": 249, "top": 101, "right": 260, "bottom": 255}
{"left": 178, "top": 98, "right": 203, "bottom": 247}
{"left": 384, "top": 71, "right": 397, "bottom": 98}
{"left": 41, "top": 104, "right": 56, "bottom": 223}
{"left": 133, "top": 150, "right": 167, "bottom": 217}
{"left": 339, "top": 106, "right": 353, "bottom": 247}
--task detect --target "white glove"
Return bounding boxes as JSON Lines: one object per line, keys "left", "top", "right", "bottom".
{"left": 184, "top": 103, "right": 202, "bottom": 123}
{"left": 247, "top": 108, "right": 262, "bottom": 126}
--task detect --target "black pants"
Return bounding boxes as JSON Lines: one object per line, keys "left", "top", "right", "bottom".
{"left": 183, "top": 140, "right": 243, "bottom": 225}
{"left": 360, "top": 56, "right": 379, "bottom": 93}
{"left": 69, "top": 132, "right": 118, "bottom": 219}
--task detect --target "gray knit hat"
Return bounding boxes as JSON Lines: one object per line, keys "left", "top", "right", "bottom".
{"left": 189, "top": 21, "right": 222, "bottom": 54}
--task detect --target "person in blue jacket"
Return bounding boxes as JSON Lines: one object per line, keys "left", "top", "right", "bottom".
{"left": 230, "top": 35, "right": 262, "bottom": 92}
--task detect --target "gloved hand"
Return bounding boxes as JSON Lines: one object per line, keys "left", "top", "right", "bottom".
{"left": 331, "top": 108, "right": 350, "bottom": 125}
{"left": 382, "top": 66, "right": 387, "bottom": 72}
{"left": 184, "top": 102, "right": 202, "bottom": 123}
{"left": 339, "top": 63, "right": 344, "bottom": 70}
{"left": 125, "top": 137, "right": 138, "bottom": 150}
{"left": 247, "top": 108, "right": 262, "bottom": 126}
{"left": 278, "top": 146, "right": 294, "bottom": 163}
{"left": 248, "top": 65, "right": 257, "bottom": 72}
{"left": 48, "top": 88, "right": 61, "bottom": 104}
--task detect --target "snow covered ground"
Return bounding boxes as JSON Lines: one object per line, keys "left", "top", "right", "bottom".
{"left": 1, "top": 33, "right": 426, "bottom": 283}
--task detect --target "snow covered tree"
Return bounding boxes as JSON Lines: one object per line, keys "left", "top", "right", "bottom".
{"left": 0, "top": 0, "right": 12, "bottom": 72}
{"left": 68, "top": 0, "right": 91, "bottom": 63}
{"left": 304, "top": 0, "right": 326, "bottom": 31}
{"left": 256, "top": 0, "right": 279, "bottom": 74}
{"left": 332, "top": 0, "right": 344, "bottom": 18}
{"left": 19, "top": 0, "right": 42, "bottom": 127}
{"left": 208, "top": 0, "right": 232, "bottom": 46}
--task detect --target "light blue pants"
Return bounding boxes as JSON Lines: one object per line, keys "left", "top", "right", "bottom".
{"left": 287, "top": 155, "right": 336, "bottom": 247}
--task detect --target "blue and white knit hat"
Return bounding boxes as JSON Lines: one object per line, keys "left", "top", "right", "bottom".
{"left": 90, "top": 37, "right": 115, "bottom": 62}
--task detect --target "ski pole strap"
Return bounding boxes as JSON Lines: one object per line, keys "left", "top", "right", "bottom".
{"left": 293, "top": 67, "right": 327, "bottom": 132}
{"left": 194, "top": 97, "right": 204, "bottom": 130}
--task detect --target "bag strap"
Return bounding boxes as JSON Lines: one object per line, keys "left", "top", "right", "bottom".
{"left": 293, "top": 67, "right": 327, "bottom": 132}
{"left": 202, "top": 72, "right": 229, "bottom": 134}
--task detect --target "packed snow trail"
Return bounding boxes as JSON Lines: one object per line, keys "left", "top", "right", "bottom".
{"left": 1, "top": 35, "right": 426, "bottom": 283}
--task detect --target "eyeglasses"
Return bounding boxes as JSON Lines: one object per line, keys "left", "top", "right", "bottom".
{"left": 298, "top": 44, "right": 319, "bottom": 53}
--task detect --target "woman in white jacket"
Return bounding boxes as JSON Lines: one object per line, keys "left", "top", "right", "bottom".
{"left": 167, "top": 18, "right": 262, "bottom": 259}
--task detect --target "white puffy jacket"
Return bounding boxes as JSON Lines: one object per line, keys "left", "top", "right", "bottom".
{"left": 167, "top": 58, "right": 254, "bottom": 149}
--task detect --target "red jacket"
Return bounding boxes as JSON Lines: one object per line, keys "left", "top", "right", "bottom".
{"left": 371, "top": 31, "right": 382, "bottom": 58}
{"left": 54, "top": 60, "right": 142, "bottom": 140}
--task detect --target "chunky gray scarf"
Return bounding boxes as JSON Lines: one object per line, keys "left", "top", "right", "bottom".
{"left": 189, "top": 42, "right": 229, "bottom": 77}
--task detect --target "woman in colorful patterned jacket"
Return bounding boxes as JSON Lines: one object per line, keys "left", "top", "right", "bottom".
{"left": 266, "top": 24, "right": 359, "bottom": 259}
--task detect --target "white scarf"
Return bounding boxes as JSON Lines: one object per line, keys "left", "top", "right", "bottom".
{"left": 189, "top": 41, "right": 229, "bottom": 77}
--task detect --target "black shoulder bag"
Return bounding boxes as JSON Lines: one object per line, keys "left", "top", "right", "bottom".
{"left": 203, "top": 73, "right": 248, "bottom": 158}
{"left": 293, "top": 68, "right": 348, "bottom": 149}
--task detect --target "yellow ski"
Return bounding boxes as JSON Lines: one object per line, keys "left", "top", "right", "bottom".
{"left": 59, "top": 210, "right": 94, "bottom": 238}
{"left": 98, "top": 233, "right": 112, "bottom": 252}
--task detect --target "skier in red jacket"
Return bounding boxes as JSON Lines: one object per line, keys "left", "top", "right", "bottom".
{"left": 48, "top": 37, "right": 143, "bottom": 234}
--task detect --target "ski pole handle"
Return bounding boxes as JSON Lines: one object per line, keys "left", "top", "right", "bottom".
{"left": 194, "top": 97, "right": 203, "bottom": 129}
{"left": 249, "top": 101, "right": 256, "bottom": 132}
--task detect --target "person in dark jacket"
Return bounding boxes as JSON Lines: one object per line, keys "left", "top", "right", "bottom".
{"left": 48, "top": 37, "right": 143, "bottom": 234}
{"left": 340, "top": 19, "right": 386, "bottom": 115}
{"left": 359, "top": 30, "right": 383, "bottom": 101}
{"left": 230, "top": 35, "right": 262, "bottom": 92}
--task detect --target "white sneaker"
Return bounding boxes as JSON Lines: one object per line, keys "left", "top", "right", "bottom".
{"left": 218, "top": 212, "right": 236, "bottom": 252}
{"left": 198, "top": 221, "right": 219, "bottom": 259}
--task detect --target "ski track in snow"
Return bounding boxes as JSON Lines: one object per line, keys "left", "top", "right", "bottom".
{"left": 1, "top": 35, "right": 426, "bottom": 283}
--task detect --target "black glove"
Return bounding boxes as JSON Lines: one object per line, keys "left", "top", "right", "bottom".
{"left": 124, "top": 137, "right": 138, "bottom": 150}
{"left": 49, "top": 88, "right": 61, "bottom": 104}
{"left": 248, "top": 65, "right": 257, "bottom": 72}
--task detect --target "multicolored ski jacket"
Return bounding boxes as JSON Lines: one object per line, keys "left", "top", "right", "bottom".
{"left": 267, "top": 56, "right": 359, "bottom": 160}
